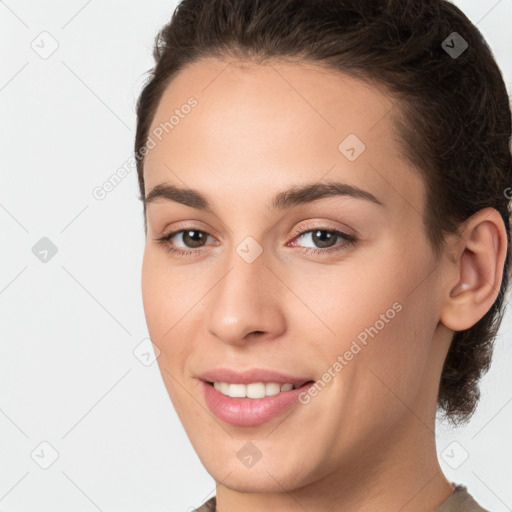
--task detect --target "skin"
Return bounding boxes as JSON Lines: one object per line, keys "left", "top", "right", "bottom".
{"left": 140, "top": 58, "right": 507, "bottom": 512}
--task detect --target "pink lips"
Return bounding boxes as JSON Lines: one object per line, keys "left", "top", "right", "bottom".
{"left": 198, "top": 367, "right": 315, "bottom": 427}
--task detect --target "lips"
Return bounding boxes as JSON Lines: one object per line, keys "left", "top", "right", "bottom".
{"left": 198, "top": 367, "right": 314, "bottom": 387}
{"left": 201, "top": 379, "right": 316, "bottom": 426}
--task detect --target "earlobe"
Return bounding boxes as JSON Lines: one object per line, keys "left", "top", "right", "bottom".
{"left": 440, "top": 208, "right": 508, "bottom": 332}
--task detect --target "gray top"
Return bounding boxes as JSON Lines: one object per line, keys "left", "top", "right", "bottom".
{"left": 437, "top": 485, "right": 490, "bottom": 512}
{"left": 193, "top": 484, "right": 489, "bottom": 512}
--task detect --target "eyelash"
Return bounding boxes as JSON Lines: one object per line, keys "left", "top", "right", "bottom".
{"left": 154, "top": 225, "right": 357, "bottom": 258}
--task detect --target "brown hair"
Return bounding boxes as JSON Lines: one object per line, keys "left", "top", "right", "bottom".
{"left": 134, "top": 0, "right": 512, "bottom": 426}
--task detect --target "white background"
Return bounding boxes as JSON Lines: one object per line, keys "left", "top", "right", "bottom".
{"left": 1, "top": 1, "right": 511, "bottom": 511}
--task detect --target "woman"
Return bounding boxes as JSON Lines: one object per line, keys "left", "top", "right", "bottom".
{"left": 134, "top": 1, "right": 511, "bottom": 510}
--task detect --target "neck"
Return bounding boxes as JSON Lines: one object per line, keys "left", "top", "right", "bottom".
{"left": 215, "top": 415, "right": 454, "bottom": 512}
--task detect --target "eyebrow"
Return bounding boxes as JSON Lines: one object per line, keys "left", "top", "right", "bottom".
{"left": 144, "top": 181, "right": 384, "bottom": 211}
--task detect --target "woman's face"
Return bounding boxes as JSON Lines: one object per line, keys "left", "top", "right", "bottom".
{"left": 141, "top": 58, "right": 452, "bottom": 492}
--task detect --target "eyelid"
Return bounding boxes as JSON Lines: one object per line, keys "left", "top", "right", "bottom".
{"left": 158, "top": 221, "right": 221, "bottom": 240}
{"left": 159, "top": 219, "right": 354, "bottom": 244}
{"left": 288, "top": 220, "right": 356, "bottom": 239}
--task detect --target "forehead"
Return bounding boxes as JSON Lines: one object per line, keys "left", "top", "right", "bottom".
{"left": 143, "top": 58, "right": 425, "bottom": 219}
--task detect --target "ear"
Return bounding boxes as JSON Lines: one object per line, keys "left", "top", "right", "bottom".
{"left": 440, "top": 207, "right": 508, "bottom": 332}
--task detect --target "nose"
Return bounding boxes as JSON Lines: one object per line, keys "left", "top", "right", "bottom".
{"left": 205, "top": 248, "right": 287, "bottom": 346}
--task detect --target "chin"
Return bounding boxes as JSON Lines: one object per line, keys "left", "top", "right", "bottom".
{"left": 210, "top": 469, "right": 301, "bottom": 493}
{"left": 201, "top": 453, "right": 317, "bottom": 494}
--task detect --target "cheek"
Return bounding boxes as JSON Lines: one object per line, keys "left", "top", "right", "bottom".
{"left": 291, "top": 259, "right": 406, "bottom": 350}
{"left": 141, "top": 250, "right": 162, "bottom": 331}
{"left": 141, "top": 249, "right": 183, "bottom": 355}
{"left": 336, "top": 262, "right": 435, "bottom": 415}
{"left": 141, "top": 248, "right": 185, "bottom": 328}
{"left": 141, "top": 248, "right": 205, "bottom": 374}
{"left": 303, "top": 242, "right": 433, "bottom": 381}
{"left": 142, "top": 254, "right": 195, "bottom": 411}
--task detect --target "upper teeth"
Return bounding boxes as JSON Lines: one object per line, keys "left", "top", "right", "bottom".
{"left": 213, "top": 382, "right": 295, "bottom": 398}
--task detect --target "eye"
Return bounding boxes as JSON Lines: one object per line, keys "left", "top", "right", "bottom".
{"left": 155, "top": 228, "right": 216, "bottom": 256}
{"left": 288, "top": 225, "right": 357, "bottom": 255}
{"left": 154, "top": 225, "right": 357, "bottom": 257}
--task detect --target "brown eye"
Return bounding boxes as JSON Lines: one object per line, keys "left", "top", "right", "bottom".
{"left": 307, "top": 230, "right": 338, "bottom": 249}
{"left": 180, "top": 230, "right": 208, "bottom": 248}
{"left": 155, "top": 226, "right": 357, "bottom": 258}
{"left": 155, "top": 228, "right": 217, "bottom": 256}
{"left": 289, "top": 227, "right": 357, "bottom": 255}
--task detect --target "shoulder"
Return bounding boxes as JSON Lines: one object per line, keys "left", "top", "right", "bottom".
{"left": 192, "top": 488, "right": 491, "bottom": 512}
{"left": 193, "top": 496, "right": 216, "bottom": 512}
{"left": 437, "top": 485, "right": 490, "bottom": 512}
